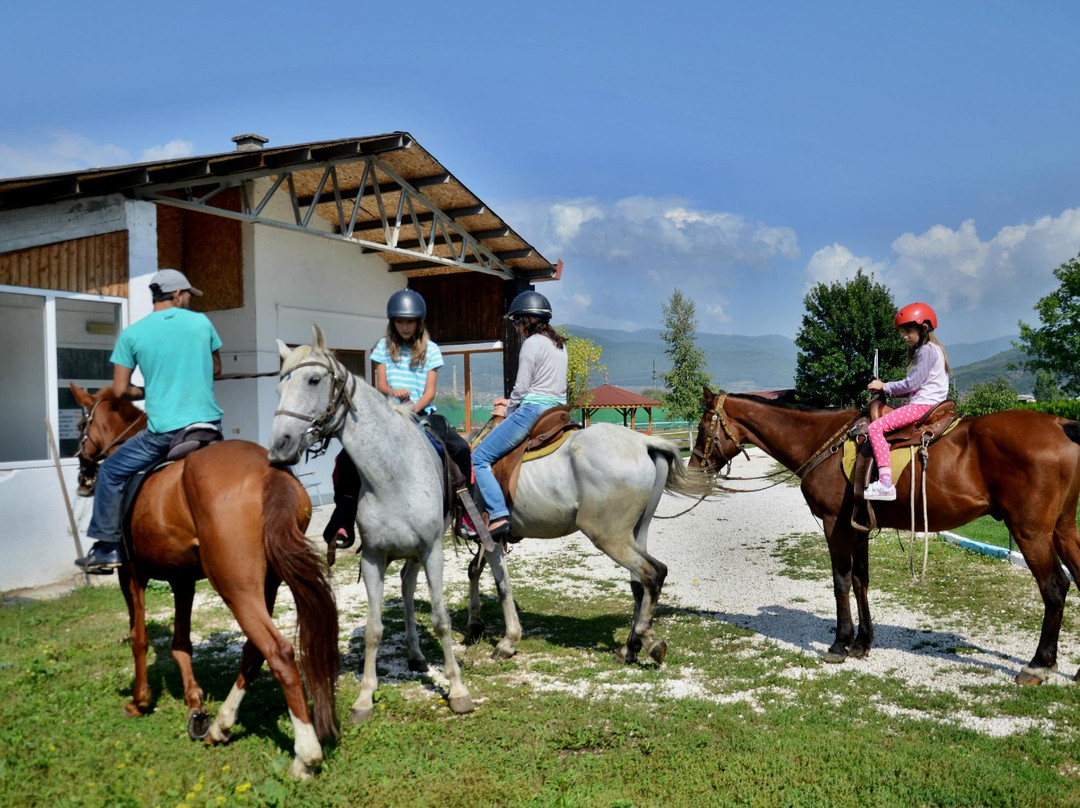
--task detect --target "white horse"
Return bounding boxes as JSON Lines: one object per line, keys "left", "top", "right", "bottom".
{"left": 466, "top": 420, "right": 713, "bottom": 664}
{"left": 269, "top": 326, "right": 473, "bottom": 723}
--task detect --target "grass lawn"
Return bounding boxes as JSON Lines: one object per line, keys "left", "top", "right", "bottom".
{"left": 950, "top": 501, "right": 1080, "bottom": 550}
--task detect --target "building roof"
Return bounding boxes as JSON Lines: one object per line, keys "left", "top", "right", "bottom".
{"left": 583, "top": 384, "right": 663, "bottom": 408}
{"left": 0, "top": 132, "right": 558, "bottom": 282}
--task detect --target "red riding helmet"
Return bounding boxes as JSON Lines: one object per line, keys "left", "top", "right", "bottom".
{"left": 894, "top": 301, "right": 938, "bottom": 331}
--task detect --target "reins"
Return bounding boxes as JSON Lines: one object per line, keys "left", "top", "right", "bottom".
{"left": 274, "top": 353, "right": 358, "bottom": 460}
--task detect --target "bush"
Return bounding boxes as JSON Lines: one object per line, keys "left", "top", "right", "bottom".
{"left": 958, "top": 377, "right": 1018, "bottom": 416}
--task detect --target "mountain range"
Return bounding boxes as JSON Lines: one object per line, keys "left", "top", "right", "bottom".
{"left": 438, "top": 327, "right": 1033, "bottom": 397}
{"left": 562, "top": 326, "right": 1032, "bottom": 395}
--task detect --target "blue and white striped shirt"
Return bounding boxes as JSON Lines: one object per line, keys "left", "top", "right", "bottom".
{"left": 371, "top": 337, "right": 444, "bottom": 413}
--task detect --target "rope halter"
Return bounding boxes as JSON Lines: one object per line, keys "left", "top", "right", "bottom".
{"left": 691, "top": 393, "right": 749, "bottom": 476}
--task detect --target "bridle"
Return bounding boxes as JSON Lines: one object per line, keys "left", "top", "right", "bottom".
{"left": 274, "top": 351, "right": 357, "bottom": 459}
{"left": 75, "top": 398, "right": 147, "bottom": 469}
{"left": 691, "top": 393, "right": 749, "bottom": 476}
{"left": 693, "top": 392, "right": 862, "bottom": 486}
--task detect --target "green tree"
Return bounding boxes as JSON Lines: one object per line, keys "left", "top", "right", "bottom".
{"left": 659, "top": 288, "right": 712, "bottom": 422}
{"left": 794, "top": 269, "right": 904, "bottom": 407}
{"left": 558, "top": 327, "right": 605, "bottom": 407}
{"left": 1033, "top": 370, "right": 1063, "bottom": 403}
{"left": 959, "top": 376, "right": 1018, "bottom": 416}
{"left": 1015, "top": 252, "right": 1080, "bottom": 396}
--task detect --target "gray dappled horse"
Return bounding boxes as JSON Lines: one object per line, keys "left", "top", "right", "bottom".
{"left": 272, "top": 327, "right": 712, "bottom": 672}
{"left": 270, "top": 327, "right": 473, "bottom": 723}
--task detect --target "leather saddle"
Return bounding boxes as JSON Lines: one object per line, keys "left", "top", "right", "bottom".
{"left": 849, "top": 399, "right": 960, "bottom": 510}
{"left": 488, "top": 405, "right": 581, "bottom": 509}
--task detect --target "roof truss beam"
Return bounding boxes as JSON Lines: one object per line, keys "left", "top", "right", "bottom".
{"left": 134, "top": 152, "right": 513, "bottom": 278}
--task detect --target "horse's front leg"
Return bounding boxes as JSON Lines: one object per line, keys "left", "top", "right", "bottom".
{"left": 168, "top": 576, "right": 208, "bottom": 737}
{"left": 483, "top": 545, "right": 522, "bottom": 660}
{"left": 351, "top": 552, "right": 386, "bottom": 723}
{"left": 1014, "top": 533, "right": 1068, "bottom": 685}
{"left": 824, "top": 519, "right": 856, "bottom": 663}
{"left": 118, "top": 566, "right": 152, "bottom": 716}
{"left": 400, "top": 560, "right": 428, "bottom": 672}
{"left": 421, "top": 540, "right": 474, "bottom": 714}
{"left": 848, "top": 533, "right": 874, "bottom": 659}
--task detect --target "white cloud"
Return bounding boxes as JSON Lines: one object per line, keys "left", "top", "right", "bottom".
{"left": 503, "top": 194, "right": 800, "bottom": 330}
{"left": 0, "top": 131, "right": 197, "bottom": 179}
{"left": 804, "top": 244, "right": 888, "bottom": 289}
{"left": 140, "top": 140, "right": 195, "bottom": 162}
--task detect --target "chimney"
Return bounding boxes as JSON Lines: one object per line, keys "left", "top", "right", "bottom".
{"left": 232, "top": 133, "right": 269, "bottom": 152}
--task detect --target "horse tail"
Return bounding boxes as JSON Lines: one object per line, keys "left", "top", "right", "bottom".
{"left": 263, "top": 469, "right": 341, "bottom": 740}
{"left": 1064, "top": 421, "right": 1080, "bottom": 446}
{"left": 644, "top": 436, "right": 714, "bottom": 498}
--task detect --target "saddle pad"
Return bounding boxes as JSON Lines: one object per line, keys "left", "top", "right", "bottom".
{"left": 842, "top": 441, "right": 913, "bottom": 484}
{"left": 522, "top": 429, "right": 574, "bottom": 462}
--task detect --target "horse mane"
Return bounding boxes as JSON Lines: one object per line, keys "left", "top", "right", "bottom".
{"left": 729, "top": 392, "right": 858, "bottom": 415}
{"left": 92, "top": 386, "right": 145, "bottom": 421}
{"left": 281, "top": 344, "right": 315, "bottom": 374}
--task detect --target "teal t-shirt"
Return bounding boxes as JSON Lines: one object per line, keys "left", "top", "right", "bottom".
{"left": 111, "top": 308, "right": 223, "bottom": 433}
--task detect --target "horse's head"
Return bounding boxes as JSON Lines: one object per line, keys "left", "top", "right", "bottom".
{"left": 269, "top": 324, "right": 354, "bottom": 465}
{"left": 689, "top": 386, "right": 746, "bottom": 476}
{"left": 69, "top": 382, "right": 147, "bottom": 495}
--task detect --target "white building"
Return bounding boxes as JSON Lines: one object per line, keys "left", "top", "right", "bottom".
{"left": 0, "top": 133, "right": 558, "bottom": 593}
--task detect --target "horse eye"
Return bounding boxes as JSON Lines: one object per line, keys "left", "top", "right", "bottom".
{"left": 308, "top": 375, "right": 321, "bottom": 386}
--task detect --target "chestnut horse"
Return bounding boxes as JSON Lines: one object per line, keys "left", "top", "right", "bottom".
{"left": 691, "top": 387, "right": 1080, "bottom": 685}
{"left": 70, "top": 384, "right": 340, "bottom": 778}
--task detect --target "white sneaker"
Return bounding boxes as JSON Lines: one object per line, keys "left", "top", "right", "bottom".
{"left": 864, "top": 480, "right": 896, "bottom": 501}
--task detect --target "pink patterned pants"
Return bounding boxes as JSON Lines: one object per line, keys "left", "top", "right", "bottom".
{"left": 867, "top": 403, "right": 933, "bottom": 480}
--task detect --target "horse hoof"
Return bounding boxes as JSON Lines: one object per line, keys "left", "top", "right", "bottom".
{"left": 123, "top": 701, "right": 147, "bottom": 718}
{"left": 849, "top": 645, "right": 870, "bottom": 660}
{"left": 448, "top": 695, "right": 475, "bottom": 715}
{"left": 408, "top": 659, "right": 429, "bottom": 673}
{"left": 1016, "top": 664, "right": 1054, "bottom": 686}
{"left": 350, "top": 706, "right": 373, "bottom": 724}
{"left": 824, "top": 650, "right": 848, "bottom": 664}
{"left": 287, "top": 759, "right": 315, "bottom": 780}
{"left": 614, "top": 647, "right": 638, "bottom": 665}
{"left": 465, "top": 623, "right": 484, "bottom": 645}
{"left": 490, "top": 642, "right": 516, "bottom": 661}
{"left": 187, "top": 708, "right": 210, "bottom": 740}
{"left": 649, "top": 640, "right": 668, "bottom": 665}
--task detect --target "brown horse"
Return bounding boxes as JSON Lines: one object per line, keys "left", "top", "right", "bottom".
{"left": 691, "top": 386, "right": 1080, "bottom": 685}
{"left": 70, "top": 384, "right": 340, "bottom": 778}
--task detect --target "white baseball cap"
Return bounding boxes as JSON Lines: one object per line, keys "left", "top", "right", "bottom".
{"left": 149, "top": 268, "right": 203, "bottom": 296}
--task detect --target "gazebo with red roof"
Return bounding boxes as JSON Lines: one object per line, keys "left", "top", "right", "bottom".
{"left": 579, "top": 384, "right": 664, "bottom": 433}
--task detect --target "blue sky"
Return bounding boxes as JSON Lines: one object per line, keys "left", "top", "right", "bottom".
{"left": 3, "top": 1, "right": 1079, "bottom": 346}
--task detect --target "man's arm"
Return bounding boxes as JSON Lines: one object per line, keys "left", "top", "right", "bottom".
{"left": 212, "top": 349, "right": 222, "bottom": 378}
{"left": 111, "top": 364, "right": 143, "bottom": 400}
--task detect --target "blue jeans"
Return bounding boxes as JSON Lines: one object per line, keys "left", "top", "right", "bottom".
{"left": 472, "top": 403, "right": 545, "bottom": 521}
{"left": 85, "top": 427, "right": 180, "bottom": 542}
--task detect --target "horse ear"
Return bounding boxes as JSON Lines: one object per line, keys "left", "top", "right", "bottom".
{"left": 70, "top": 382, "right": 94, "bottom": 408}
{"left": 312, "top": 324, "right": 327, "bottom": 353}
{"left": 703, "top": 386, "right": 714, "bottom": 401}
{"left": 276, "top": 339, "right": 291, "bottom": 362}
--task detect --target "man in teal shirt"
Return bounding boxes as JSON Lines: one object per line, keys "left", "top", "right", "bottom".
{"left": 76, "top": 269, "right": 223, "bottom": 570}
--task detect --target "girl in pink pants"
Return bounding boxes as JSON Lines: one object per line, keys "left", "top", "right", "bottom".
{"left": 864, "top": 302, "right": 951, "bottom": 501}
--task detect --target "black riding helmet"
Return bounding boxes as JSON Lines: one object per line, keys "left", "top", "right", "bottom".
{"left": 506, "top": 290, "right": 552, "bottom": 321}
{"left": 387, "top": 288, "right": 426, "bottom": 319}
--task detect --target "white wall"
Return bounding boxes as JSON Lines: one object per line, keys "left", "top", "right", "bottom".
{"left": 0, "top": 184, "right": 407, "bottom": 593}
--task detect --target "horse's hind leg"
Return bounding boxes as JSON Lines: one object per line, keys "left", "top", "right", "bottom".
{"left": 1013, "top": 527, "right": 1069, "bottom": 686}
{"left": 400, "top": 559, "right": 428, "bottom": 672}
{"left": 1051, "top": 507, "right": 1080, "bottom": 682}
{"left": 118, "top": 567, "right": 153, "bottom": 716}
{"left": 169, "top": 577, "right": 208, "bottom": 738}
{"left": 205, "top": 582, "right": 277, "bottom": 744}
{"left": 595, "top": 532, "right": 668, "bottom": 665}
{"left": 421, "top": 540, "right": 474, "bottom": 714}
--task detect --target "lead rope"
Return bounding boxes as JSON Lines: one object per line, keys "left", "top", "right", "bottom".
{"left": 905, "top": 443, "right": 931, "bottom": 582}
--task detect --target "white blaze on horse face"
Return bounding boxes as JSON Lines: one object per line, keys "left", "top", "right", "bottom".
{"left": 270, "top": 343, "right": 333, "bottom": 463}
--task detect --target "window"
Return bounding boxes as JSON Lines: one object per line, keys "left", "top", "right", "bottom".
{"left": 0, "top": 287, "right": 125, "bottom": 465}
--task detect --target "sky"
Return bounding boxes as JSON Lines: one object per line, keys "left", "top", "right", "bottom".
{"left": 3, "top": 0, "right": 1079, "bottom": 347}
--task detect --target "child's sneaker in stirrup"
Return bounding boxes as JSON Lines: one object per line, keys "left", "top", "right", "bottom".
{"left": 864, "top": 479, "right": 896, "bottom": 501}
